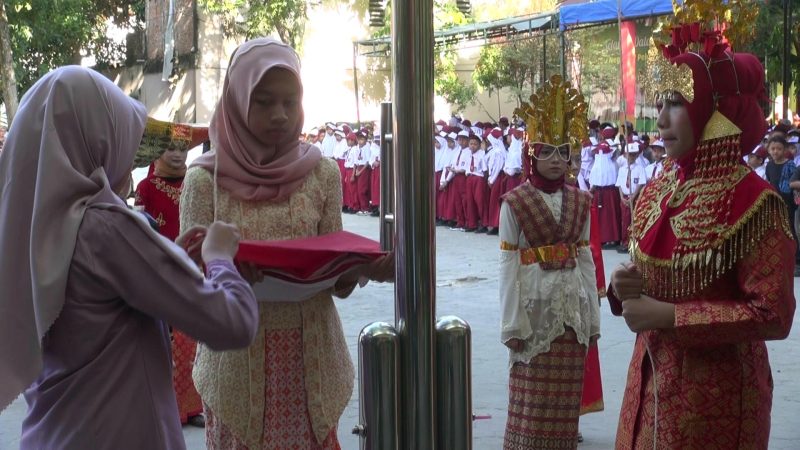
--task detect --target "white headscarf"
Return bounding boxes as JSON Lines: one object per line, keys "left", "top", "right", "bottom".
{"left": 0, "top": 66, "right": 197, "bottom": 411}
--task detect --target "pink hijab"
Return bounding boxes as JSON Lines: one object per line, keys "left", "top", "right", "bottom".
{"left": 0, "top": 66, "right": 198, "bottom": 412}
{"left": 192, "top": 38, "right": 321, "bottom": 202}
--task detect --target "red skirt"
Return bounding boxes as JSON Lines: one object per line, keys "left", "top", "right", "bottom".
{"left": 173, "top": 330, "right": 202, "bottom": 424}
{"left": 487, "top": 173, "right": 507, "bottom": 228}
{"left": 355, "top": 167, "right": 371, "bottom": 212}
{"left": 502, "top": 172, "right": 524, "bottom": 194}
{"left": 204, "top": 329, "right": 340, "bottom": 450}
{"left": 370, "top": 165, "right": 380, "bottom": 208}
{"left": 504, "top": 329, "right": 586, "bottom": 450}
{"left": 592, "top": 186, "right": 622, "bottom": 244}
{"left": 580, "top": 345, "right": 604, "bottom": 415}
{"left": 620, "top": 196, "right": 632, "bottom": 245}
{"left": 448, "top": 174, "right": 467, "bottom": 227}
{"left": 435, "top": 171, "right": 445, "bottom": 219}
{"left": 337, "top": 160, "right": 348, "bottom": 208}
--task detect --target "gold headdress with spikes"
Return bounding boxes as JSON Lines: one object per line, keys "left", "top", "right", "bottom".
{"left": 514, "top": 75, "right": 588, "bottom": 157}
{"left": 134, "top": 117, "right": 210, "bottom": 168}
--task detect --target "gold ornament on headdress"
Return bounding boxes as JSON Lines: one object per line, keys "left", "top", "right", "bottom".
{"left": 644, "top": 38, "right": 695, "bottom": 105}
{"left": 134, "top": 117, "right": 202, "bottom": 168}
{"left": 660, "top": 0, "right": 758, "bottom": 50}
{"left": 514, "top": 74, "right": 588, "bottom": 157}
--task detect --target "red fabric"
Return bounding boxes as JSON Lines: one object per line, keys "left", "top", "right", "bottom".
{"left": 172, "top": 330, "right": 202, "bottom": 424}
{"left": 370, "top": 164, "right": 380, "bottom": 208}
{"left": 608, "top": 230, "right": 795, "bottom": 448}
{"left": 236, "top": 231, "right": 384, "bottom": 281}
{"left": 620, "top": 196, "right": 632, "bottom": 245}
{"left": 204, "top": 329, "right": 341, "bottom": 450}
{"left": 592, "top": 186, "right": 622, "bottom": 243}
{"left": 355, "top": 167, "right": 371, "bottom": 212}
{"left": 638, "top": 172, "right": 770, "bottom": 261}
{"left": 588, "top": 203, "right": 606, "bottom": 293}
{"left": 134, "top": 175, "right": 183, "bottom": 241}
{"left": 487, "top": 172, "right": 506, "bottom": 228}
{"left": 449, "top": 174, "right": 468, "bottom": 227}
{"left": 346, "top": 169, "right": 357, "bottom": 210}
{"left": 337, "top": 160, "right": 348, "bottom": 208}
{"left": 580, "top": 344, "right": 604, "bottom": 415}
{"left": 464, "top": 175, "right": 487, "bottom": 229}
{"left": 620, "top": 21, "right": 637, "bottom": 122}
{"left": 435, "top": 171, "right": 446, "bottom": 219}
{"left": 502, "top": 172, "right": 523, "bottom": 194}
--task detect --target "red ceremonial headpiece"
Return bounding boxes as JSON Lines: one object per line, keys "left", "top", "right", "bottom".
{"left": 631, "top": 8, "right": 791, "bottom": 300}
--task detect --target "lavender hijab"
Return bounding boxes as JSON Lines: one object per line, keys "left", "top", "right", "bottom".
{"left": 192, "top": 38, "right": 322, "bottom": 202}
{"left": 0, "top": 67, "right": 198, "bottom": 412}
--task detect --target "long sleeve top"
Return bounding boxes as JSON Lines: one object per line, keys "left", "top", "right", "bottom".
{"left": 503, "top": 139, "right": 523, "bottom": 176}
{"left": 486, "top": 146, "right": 507, "bottom": 184}
{"left": 445, "top": 147, "right": 471, "bottom": 182}
{"left": 20, "top": 208, "right": 259, "bottom": 450}
{"left": 466, "top": 149, "right": 487, "bottom": 176}
{"left": 498, "top": 188, "right": 601, "bottom": 367}
{"left": 180, "top": 158, "right": 354, "bottom": 448}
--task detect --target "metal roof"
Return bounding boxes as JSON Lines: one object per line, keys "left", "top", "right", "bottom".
{"left": 355, "top": 11, "right": 556, "bottom": 57}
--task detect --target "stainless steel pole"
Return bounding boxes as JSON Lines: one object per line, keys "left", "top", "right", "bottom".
{"left": 435, "top": 316, "right": 472, "bottom": 450}
{"left": 391, "top": 0, "right": 436, "bottom": 447}
{"left": 353, "top": 322, "right": 400, "bottom": 450}
{"left": 380, "top": 102, "right": 395, "bottom": 252}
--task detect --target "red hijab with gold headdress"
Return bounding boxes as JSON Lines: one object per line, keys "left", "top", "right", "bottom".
{"left": 631, "top": 29, "right": 792, "bottom": 300}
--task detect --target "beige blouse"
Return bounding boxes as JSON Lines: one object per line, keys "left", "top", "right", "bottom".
{"left": 498, "top": 188, "right": 601, "bottom": 368}
{"left": 180, "top": 157, "right": 354, "bottom": 447}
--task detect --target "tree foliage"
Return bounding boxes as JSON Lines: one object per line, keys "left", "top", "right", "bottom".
{"left": 199, "top": 0, "right": 308, "bottom": 51}
{"left": 743, "top": 0, "right": 800, "bottom": 111}
{"left": 3, "top": 0, "right": 143, "bottom": 100}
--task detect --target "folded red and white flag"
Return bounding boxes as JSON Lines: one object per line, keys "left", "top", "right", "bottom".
{"left": 235, "top": 230, "right": 386, "bottom": 302}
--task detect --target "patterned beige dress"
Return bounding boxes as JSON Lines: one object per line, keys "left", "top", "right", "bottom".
{"left": 180, "top": 157, "right": 354, "bottom": 449}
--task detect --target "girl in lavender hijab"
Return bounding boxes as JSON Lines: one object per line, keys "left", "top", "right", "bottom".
{"left": 0, "top": 66, "right": 260, "bottom": 450}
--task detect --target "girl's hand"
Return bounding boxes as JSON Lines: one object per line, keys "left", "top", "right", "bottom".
{"left": 176, "top": 226, "right": 207, "bottom": 265}
{"left": 610, "top": 261, "right": 643, "bottom": 301}
{"left": 621, "top": 295, "right": 675, "bottom": 332}
{"left": 201, "top": 221, "right": 241, "bottom": 263}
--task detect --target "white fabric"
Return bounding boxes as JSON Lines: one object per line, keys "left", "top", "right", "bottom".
{"left": 755, "top": 165, "right": 766, "bottom": 179}
{"left": 443, "top": 146, "right": 469, "bottom": 183}
{"left": 645, "top": 160, "right": 664, "bottom": 182}
{"left": 615, "top": 163, "right": 647, "bottom": 195}
{"left": 465, "top": 150, "right": 487, "bottom": 176}
{"left": 588, "top": 151, "right": 617, "bottom": 187}
{"left": 333, "top": 138, "right": 348, "bottom": 160}
{"left": 369, "top": 142, "right": 380, "bottom": 165}
{"left": 498, "top": 190, "right": 600, "bottom": 367}
{"left": 486, "top": 146, "right": 507, "bottom": 184}
{"left": 439, "top": 146, "right": 459, "bottom": 185}
{"left": 352, "top": 144, "right": 370, "bottom": 167}
{"left": 503, "top": 135, "right": 523, "bottom": 176}
{"left": 320, "top": 133, "right": 336, "bottom": 158}
{"left": 343, "top": 145, "right": 356, "bottom": 168}
{"left": 434, "top": 137, "right": 448, "bottom": 172}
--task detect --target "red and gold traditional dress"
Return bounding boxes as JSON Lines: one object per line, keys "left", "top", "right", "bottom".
{"left": 134, "top": 118, "right": 208, "bottom": 425}
{"left": 608, "top": 24, "right": 795, "bottom": 449}
{"left": 500, "top": 76, "right": 601, "bottom": 450}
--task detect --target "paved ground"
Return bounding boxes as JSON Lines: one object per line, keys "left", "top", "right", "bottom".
{"left": 2, "top": 212, "right": 799, "bottom": 449}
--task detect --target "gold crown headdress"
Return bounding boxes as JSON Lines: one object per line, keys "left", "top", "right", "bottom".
{"left": 514, "top": 75, "right": 588, "bottom": 157}
{"left": 134, "top": 117, "right": 210, "bottom": 168}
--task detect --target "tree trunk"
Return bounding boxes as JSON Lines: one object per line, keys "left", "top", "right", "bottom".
{"left": 0, "top": 0, "right": 18, "bottom": 126}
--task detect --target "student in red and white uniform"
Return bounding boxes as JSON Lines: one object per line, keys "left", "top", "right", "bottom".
{"left": 615, "top": 143, "right": 647, "bottom": 253}
{"left": 368, "top": 131, "right": 381, "bottom": 215}
{"left": 464, "top": 134, "right": 489, "bottom": 232}
{"left": 502, "top": 128, "right": 525, "bottom": 194}
{"left": 438, "top": 130, "right": 460, "bottom": 225}
{"left": 352, "top": 131, "right": 372, "bottom": 214}
{"left": 443, "top": 130, "right": 471, "bottom": 230}
{"left": 434, "top": 133, "right": 449, "bottom": 223}
{"left": 589, "top": 127, "right": 621, "bottom": 246}
{"left": 485, "top": 128, "right": 507, "bottom": 235}
{"left": 343, "top": 131, "right": 358, "bottom": 212}
{"left": 644, "top": 139, "right": 666, "bottom": 182}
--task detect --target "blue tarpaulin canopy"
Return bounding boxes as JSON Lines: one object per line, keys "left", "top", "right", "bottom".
{"left": 558, "top": 0, "right": 675, "bottom": 29}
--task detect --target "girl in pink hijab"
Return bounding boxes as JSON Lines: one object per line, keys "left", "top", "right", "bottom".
{"left": 183, "top": 38, "right": 391, "bottom": 450}
{"left": 0, "top": 66, "right": 260, "bottom": 450}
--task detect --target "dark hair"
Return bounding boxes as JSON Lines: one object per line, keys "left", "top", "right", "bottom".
{"left": 767, "top": 136, "right": 788, "bottom": 148}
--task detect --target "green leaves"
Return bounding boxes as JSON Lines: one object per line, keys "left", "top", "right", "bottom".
{"left": 198, "top": 0, "right": 308, "bottom": 50}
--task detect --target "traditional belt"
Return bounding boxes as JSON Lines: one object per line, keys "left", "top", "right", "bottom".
{"left": 519, "top": 241, "right": 588, "bottom": 265}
